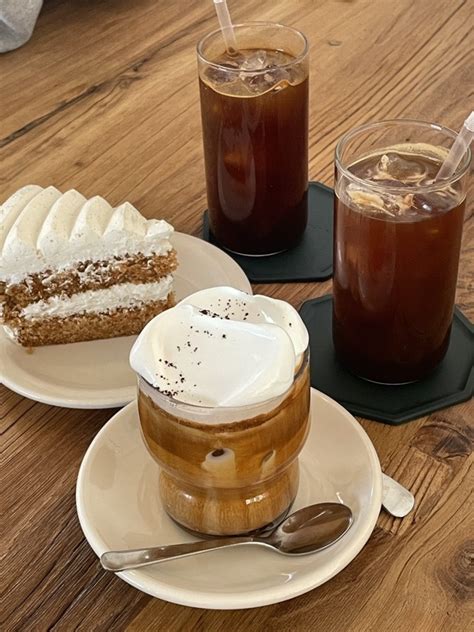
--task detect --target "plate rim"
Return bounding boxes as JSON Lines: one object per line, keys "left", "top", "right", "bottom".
{"left": 0, "top": 363, "right": 135, "bottom": 409}
{"left": 76, "top": 388, "right": 382, "bottom": 609}
{"left": 0, "top": 232, "right": 252, "bottom": 408}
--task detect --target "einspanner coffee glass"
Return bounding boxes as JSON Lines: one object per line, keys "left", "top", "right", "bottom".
{"left": 137, "top": 347, "right": 310, "bottom": 536}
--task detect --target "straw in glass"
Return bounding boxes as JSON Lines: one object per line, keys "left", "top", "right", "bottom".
{"left": 435, "top": 111, "right": 474, "bottom": 180}
{"left": 213, "top": 0, "right": 238, "bottom": 53}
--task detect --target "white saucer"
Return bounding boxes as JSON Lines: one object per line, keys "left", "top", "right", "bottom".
{"left": 76, "top": 388, "right": 382, "bottom": 609}
{"left": 0, "top": 233, "right": 251, "bottom": 408}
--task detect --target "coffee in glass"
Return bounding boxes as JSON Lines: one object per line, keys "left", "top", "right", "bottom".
{"left": 130, "top": 288, "right": 310, "bottom": 536}
{"left": 333, "top": 120, "right": 470, "bottom": 384}
{"left": 198, "top": 23, "right": 309, "bottom": 255}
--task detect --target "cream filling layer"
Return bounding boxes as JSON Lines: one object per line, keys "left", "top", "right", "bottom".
{"left": 20, "top": 276, "right": 173, "bottom": 320}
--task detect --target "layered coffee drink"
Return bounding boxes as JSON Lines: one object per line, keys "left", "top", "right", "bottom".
{"left": 130, "top": 287, "right": 310, "bottom": 536}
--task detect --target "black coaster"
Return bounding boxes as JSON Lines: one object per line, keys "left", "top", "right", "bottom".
{"left": 202, "top": 181, "right": 333, "bottom": 283}
{"left": 299, "top": 295, "right": 473, "bottom": 425}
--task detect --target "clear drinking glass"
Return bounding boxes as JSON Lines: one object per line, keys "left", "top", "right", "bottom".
{"left": 197, "top": 22, "right": 309, "bottom": 256}
{"left": 333, "top": 119, "right": 470, "bottom": 384}
{"left": 137, "top": 348, "right": 310, "bottom": 536}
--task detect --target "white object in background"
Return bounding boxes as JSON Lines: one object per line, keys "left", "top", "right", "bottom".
{"left": 0, "top": 0, "right": 43, "bottom": 53}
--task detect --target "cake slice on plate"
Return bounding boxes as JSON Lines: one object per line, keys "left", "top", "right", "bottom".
{"left": 0, "top": 185, "right": 177, "bottom": 346}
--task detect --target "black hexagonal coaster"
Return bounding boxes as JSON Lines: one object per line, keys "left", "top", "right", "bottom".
{"left": 202, "top": 181, "right": 333, "bottom": 283}
{"left": 299, "top": 295, "right": 473, "bottom": 425}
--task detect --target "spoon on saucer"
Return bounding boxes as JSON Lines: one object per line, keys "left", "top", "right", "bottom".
{"left": 101, "top": 502, "right": 353, "bottom": 572}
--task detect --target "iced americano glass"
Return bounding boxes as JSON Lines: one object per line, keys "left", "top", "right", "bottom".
{"left": 198, "top": 23, "right": 309, "bottom": 255}
{"left": 333, "top": 120, "right": 470, "bottom": 384}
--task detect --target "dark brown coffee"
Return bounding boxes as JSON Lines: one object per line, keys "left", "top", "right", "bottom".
{"left": 333, "top": 148, "right": 465, "bottom": 383}
{"left": 199, "top": 48, "right": 308, "bottom": 255}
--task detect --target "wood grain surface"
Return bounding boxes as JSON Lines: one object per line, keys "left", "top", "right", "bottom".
{"left": 1, "top": 0, "right": 472, "bottom": 630}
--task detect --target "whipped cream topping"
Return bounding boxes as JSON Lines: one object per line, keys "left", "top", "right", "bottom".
{"left": 20, "top": 276, "right": 173, "bottom": 320}
{"left": 178, "top": 287, "right": 309, "bottom": 365}
{"left": 130, "top": 288, "right": 309, "bottom": 407}
{"left": 0, "top": 185, "right": 174, "bottom": 283}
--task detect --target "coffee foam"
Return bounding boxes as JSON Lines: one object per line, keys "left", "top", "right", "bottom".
{"left": 130, "top": 289, "right": 307, "bottom": 408}
{"left": 178, "top": 287, "right": 309, "bottom": 366}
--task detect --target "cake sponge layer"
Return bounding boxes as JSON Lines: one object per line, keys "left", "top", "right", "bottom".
{"left": 5, "top": 295, "right": 175, "bottom": 346}
{"left": 4, "top": 250, "right": 177, "bottom": 312}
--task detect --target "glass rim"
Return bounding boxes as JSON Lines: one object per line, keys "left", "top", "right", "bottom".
{"left": 335, "top": 118, "right": 472, "bottom": 194}
{"left": 138, "top": 346, "right": 309, "bottom": 412}
{"left": 196, "top": 21, "right": 309, "bottom": 75}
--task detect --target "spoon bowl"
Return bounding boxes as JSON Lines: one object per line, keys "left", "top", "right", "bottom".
{"left": 267, "top": 502, "right": 353, "bottom": 555}
{"left": 101, "top": 502, "right": 353, "bottom": 572}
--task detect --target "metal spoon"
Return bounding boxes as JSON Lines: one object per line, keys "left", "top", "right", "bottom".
{"left": 100, "top": 502, "right": 353, "bottom": 572}
{"left": 382, "top": 473, "right": 415, "bottom": 518}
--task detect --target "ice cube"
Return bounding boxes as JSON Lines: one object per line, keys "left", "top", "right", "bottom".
{"left": 269, "top": 67, "right": 292, "bottom": 91}
{"left": 241, "top": 67, "right": 292, "bottom": 95}
{"left": 372, "top": 153, "right": 427, "bottom": 184}
{"left": 240, "top": 50, "right": 268, "bottom": 71}
{"left": 412, "top": 194, "right": 433, "bottom": 214}
{"left": 272, "top": 79, "right": 291, "bottom": 92}
{"left": 346, "top": 185, "right": 394, "bottom": 216}
{"left": 370, "top": 154, "right": 398, "bottom": 182}
{"left": 205, "top": 65, "right": 238, "bottom": 86}
{"left": 413, "top": 191, "right": 455, "bottom": 214}
{"left": 344, "top": 183, "right": 417, "bottom": 217}
{"left": 241, "top": 71, "right": 274, "bottom": 94}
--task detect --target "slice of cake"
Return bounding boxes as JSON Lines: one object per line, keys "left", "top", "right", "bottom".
{"left": 0, "top": 185, "right": 178, "bottom": 346}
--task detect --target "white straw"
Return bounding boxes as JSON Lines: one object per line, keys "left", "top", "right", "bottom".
{"left": 435, "top": 111, "right": 474, "bottom": 180}
{"left": 213, "top": 0, "right": 238, "bottom": 53}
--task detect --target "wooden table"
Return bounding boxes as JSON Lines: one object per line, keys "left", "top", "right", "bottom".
{"left": 1, "top": 1, "right": 472, "bottom": 630}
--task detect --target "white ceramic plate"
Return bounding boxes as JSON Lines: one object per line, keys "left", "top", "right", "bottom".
{"left": 76, "top": 389, "right": 382, "bottom": 609}
{"left": 0, "top": 233, "right": 252, "bottom": 408}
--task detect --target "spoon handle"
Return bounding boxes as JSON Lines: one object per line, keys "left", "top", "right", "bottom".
{"left": 382, "top": 473, "right": 415, "bottom": 518}
{"left": 101, "top": 536, "right": 255, "bottom": 571}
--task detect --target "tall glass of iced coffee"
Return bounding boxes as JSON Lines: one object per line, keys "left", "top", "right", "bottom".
{"left": 333, "top": 120, "right": 470, "bottom": 384}
{"left": 198, "top": 23, "right": 309, "bottom": 255}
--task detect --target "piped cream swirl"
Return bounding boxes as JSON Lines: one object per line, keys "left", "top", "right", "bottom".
{"left": 0, "top": 185, "right": 173, "bottom": 283}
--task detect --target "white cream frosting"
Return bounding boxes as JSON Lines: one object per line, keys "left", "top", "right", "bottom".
{"left": 0, "top": 185, "right": 174, "bottom": 283}
{"left": 130, "top": 288, "right": 309, "bottom": 407}
{"left": 178, "top": 287, "right": 309, "bottom": 365}
{"left": 20, "top": 276, "right": 173, "bottom": 320}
